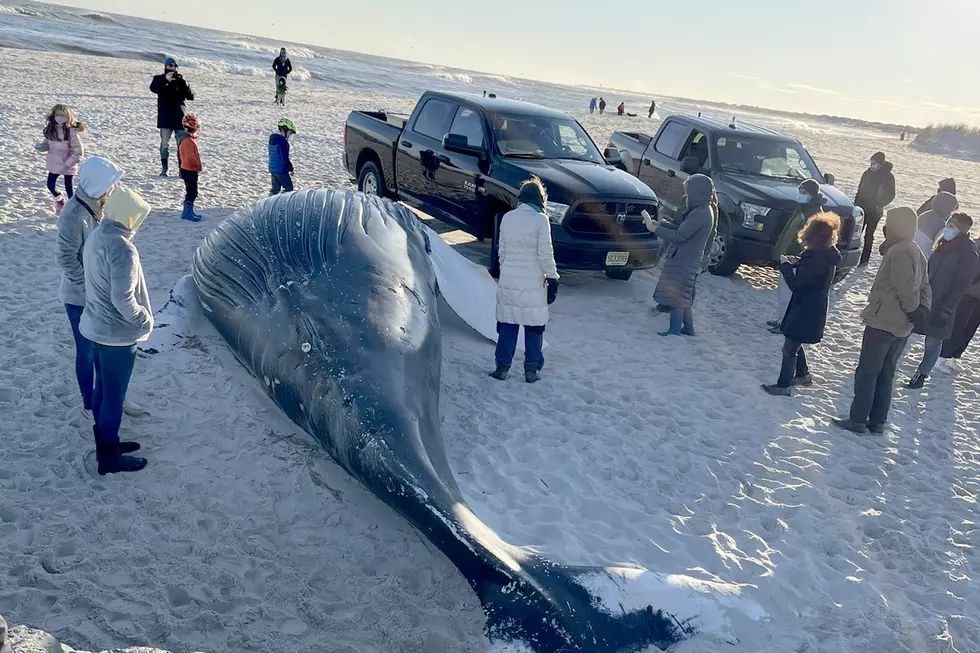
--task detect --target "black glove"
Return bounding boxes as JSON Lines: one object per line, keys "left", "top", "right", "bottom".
{"left": 546, "top": 278, "right": 559, "bottom": 305}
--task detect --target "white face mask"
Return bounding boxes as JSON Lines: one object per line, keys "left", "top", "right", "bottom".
{"left": 54, "top": 115, "right": 67, "bottom": 125}
{"left": 798, "top": 193, "right": 811, "bottom": 204}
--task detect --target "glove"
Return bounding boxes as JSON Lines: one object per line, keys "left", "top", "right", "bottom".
{"left": 546, "top": 278, "right": 559, "bottom": 305}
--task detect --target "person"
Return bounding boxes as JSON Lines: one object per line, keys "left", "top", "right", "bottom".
{"left": 644, "top": 174, "right": 716, "bottom": 336}
{"left": 490, "top": 177, "right": 559, "bottom": 384}
{"left": 762, "top": 212, "right": 842, "bottom": 396}
{"left": 36, "top": 104, "right": 85, "bottom": 213}
{"left": 275, "top": 75, "right": 288, "bottom": 105}
{"left": 940, "top": 236, "right": 980, "bottom": 372}
{"left": 273, "top": 48, "right": 292, "bottom": 100}
{"left": 906, "top": 212, "right": 978, "bottom": 388}
{"left": 177, "top": 114, "right": 203, "bottom": 222}
{"left": 917, "top": 178, "right": 956, "bottom": 216}
{"left": 80, "top": 186, "right": 154, "bottom": 475}
{"left": 648, "top": 100, "right": 656, "bottom": 119}
{"left": 833, "top": 207, "right": 930, "bottom": 435}
{"left": 768, "top": 179, "right": 829, "bottom": 332}
{"left": 598, "top": 97, "right": 606, "bottom": 115}
{"left": 150, "top": 57, "right": 194, "bottom": 176}
{"left": 854, "top": 152, "right": 896, "bottom": 266}
{"left": 589, "top": 97, "right": 597, "bottom": 114}
{"left": 914, "top": 191, "right": 958, "bottom": 257}
{"left": 617, "top": 102, "right": 625, "bottom": 116}
{"left": 56, "top": 156, "right": 124, "bottom": 422}
{"left": 269, "top": 118, "right": 297, "bottom": 195}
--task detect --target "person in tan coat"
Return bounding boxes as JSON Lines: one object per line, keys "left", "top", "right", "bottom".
{"left": 834, "top": 207, "right": 931, "bottom": 435}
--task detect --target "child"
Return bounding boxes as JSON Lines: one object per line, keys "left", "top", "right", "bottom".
{"left": 276, "top": 76, "right": 288, "bottom": 105}
{"left": 762, "top": 212, "right": 842, "bottom": 396}
{"left": 269, "top": 118, "right": 297, "bottom": 195}
{"left": 36, "top": 104, "right": 86, "bottom": 213}
{"left": 176, "top": 114, "right": 203, "bottom": 222}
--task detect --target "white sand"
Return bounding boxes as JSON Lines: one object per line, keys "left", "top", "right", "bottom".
{"left": 1, "top": 47, "right": 979, "bottom": 653}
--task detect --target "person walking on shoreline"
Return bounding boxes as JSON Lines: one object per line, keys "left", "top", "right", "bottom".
{"left": 854, "top": 152, "right": 896, "bottom": 267}
{"left": 273, "top": 48, "right": 293, "bottom": 101}
{"left": 648, "top": 100, "right": 656, "bottom": 119}
{"left": 598, "top": 97, "right": 606, "bottom": 115}
{"left": 150, "top": 57, "right": 194, "bottom": 177}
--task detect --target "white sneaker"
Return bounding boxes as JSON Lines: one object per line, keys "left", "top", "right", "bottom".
{"left": 123, "top": 399, "right": 149, "bottom": 417}
{"left": 935, "top": 359, "right": 950, "bottom": 375}
{"left": 947, "top": 359, "right": 963, "bottom": 374}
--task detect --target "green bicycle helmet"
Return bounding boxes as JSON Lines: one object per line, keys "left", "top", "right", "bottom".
{"left": 278, "top": 118, "right": 297, "bottom": 134}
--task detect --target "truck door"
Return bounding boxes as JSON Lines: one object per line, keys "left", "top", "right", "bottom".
{"left": 395, "top": 96, "right": 457, "bottom": 211}
{"left": 638, "top": 120, "right": 691, "bottom": 218}
{"left": 433, "top": 105, "right": 491, "bottom": 229}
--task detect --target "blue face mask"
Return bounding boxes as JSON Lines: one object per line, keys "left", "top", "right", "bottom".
{"left": 942, "top": 227, "right": 957, "bottom": 241}
{"left": 798, "top": 193, "right": 811, "bottom": 204}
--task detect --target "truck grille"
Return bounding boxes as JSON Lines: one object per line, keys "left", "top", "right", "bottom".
{"left": 565, "top": 201, "right": 660, "bottom": 240}
{"left": 838, "top": 215, "right": 855, "bottom": 245}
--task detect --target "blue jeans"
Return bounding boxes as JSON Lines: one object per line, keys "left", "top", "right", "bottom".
{"left": 65, "top": 304, "right": 96, "bottom": 409}
{"left": 917, "top": 336, "right": 943, "bottom": 376}
{"left": 495, "top": 323, "right": 544, "bottom": 370}
{"left": 92, "top": 344, "right": 137, "bottom": 445}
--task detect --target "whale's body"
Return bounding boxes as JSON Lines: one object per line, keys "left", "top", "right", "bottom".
{"left": 192, "top": 190, "right": 688, "bottom": 652}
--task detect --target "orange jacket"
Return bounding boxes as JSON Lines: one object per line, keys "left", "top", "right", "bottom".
{"left": 178, "top": 134, "right": 202, "bottom": 172}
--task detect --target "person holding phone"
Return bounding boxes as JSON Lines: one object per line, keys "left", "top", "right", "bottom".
{"left": 150, "top": 57, "right": 194, "bottom": 177}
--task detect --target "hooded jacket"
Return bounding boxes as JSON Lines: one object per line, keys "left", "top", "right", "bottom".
{"left": 914, "top": 191, "right": 958, "bottom": 255}
{"left": 653, "top": 174, "right": 716, "bottom": 310}
{"left": 495, "top": 203, "right": 559, "bottom": 326}
{"left": 780, "top": 245, "right": 842, "bottom": 344}
{"left": 150, "top": 71, "right": 194, "bottom": 131}
{"left": 41, "top": 126, "right": 84, "bottom": 176}
{"left": 854, "top": 161, "right": 896, "bottom": 218}
{"left": 916, "top": 178, "right": 956, "bottom": 216}
{"left": 269, "top": 133, "right": 293, "bottom": 174}
{"left": 923, "top": 233, "right": 980, "bottom": 339}
{"left": 80, "top": 187, "right": 154, "bottom": 346}
{"left": 273, "top": 55, "right": 292, "bottom": 77}
{"left": 55, "top": 157, "right": 124, "bottom": 306}
{"left": 861, "top": 207, "right": 931, "bottom": 338}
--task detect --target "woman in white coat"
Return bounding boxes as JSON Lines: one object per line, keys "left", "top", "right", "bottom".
{"left": 490, "top": 178, "right": 560, "bottom": 383}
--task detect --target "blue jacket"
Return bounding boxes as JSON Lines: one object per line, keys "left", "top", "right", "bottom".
{"left": 268, "top": 133, "right": 293, "bottom": 174}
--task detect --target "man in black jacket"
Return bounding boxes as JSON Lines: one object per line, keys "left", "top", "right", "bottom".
{"left": 273, "top": 48, "right": 292, "bottom": 100}
{"left": 150, "top": 58, "right": 194, "bottom": 176}
{"left": 854, "top": 151, "right": 897, "bottom": 266}
{"left": 907, "top": 212, "right": 979, "bottom": 388}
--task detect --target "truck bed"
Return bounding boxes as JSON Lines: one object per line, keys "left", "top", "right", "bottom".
{"left": 355, "top": 110, "right": 410, "bottom": 130}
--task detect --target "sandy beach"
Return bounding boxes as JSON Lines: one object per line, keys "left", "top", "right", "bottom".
{"left": 1, "top": 46, "right": 979, "bottom": 653}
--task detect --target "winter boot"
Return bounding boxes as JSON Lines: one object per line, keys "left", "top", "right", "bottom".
{"left": 94, "top": 425, "right": 140, "bottom": 455}
{"left": 489, "top": 364, "right": 510, "bottom": 381}
{"left": 160, "top": 157, "right": 169, "bottom": 177}
{"left": 761, "top": 384, "right": 791, "bottom": 396}
{"left": 906, "top": 372, "right": 926, "bottom": 389}
{"left": 524, "top": 363, "right": 540, "bottom": 384}
{"left": 790, "top": 374, "right": 813, "bottom": 387}
{"left": 181, "top": 201, "right": 201, "bottom": 222}
{"left": 831, "top": 418, "right": 867, "bottom": 435}
{"left": 97, "top": 442, "right": 148, "bottom": 476}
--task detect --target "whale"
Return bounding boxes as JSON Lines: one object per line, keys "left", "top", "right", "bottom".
{"left": 191, "top": 189, "right": 694, "bottom": 652}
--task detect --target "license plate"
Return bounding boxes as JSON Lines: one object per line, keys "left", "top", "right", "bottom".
{"left": 605, "top": 252, "right": 629, "bottom": 267}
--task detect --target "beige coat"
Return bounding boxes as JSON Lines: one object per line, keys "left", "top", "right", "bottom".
{"left": 861, "top": 207, "right": 931, "bottom": 337}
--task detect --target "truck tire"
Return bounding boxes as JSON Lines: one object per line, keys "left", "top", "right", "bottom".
{"left": 357, "top": 162, "right": 386, "bottom": 198}
{"left": 833, "top": 267, "right": 850, "bottom": 284}
{"left": 605, "top": 269, "right": 633, "bottom": 281}
{"left": 707, "top": 217, "right": 741, "bottom": 277}
{"left": 488, "top": 211, "right": 503, "bottom": 279}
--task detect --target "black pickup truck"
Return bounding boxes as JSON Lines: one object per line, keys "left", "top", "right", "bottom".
{"left": 344, "top": 91, "right": 663, "bottom": 280}
{"left": 608, "top": 115, "right": 865, "bottom": 280}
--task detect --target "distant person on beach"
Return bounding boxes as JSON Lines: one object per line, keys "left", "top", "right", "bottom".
{"left": 598, "top": 97, "right": 606, "bottom": 114}
{"left": 56, "top": 156, "right": 123, "bottom": 423}
{"left": 762, "top": 212, "right": 842, "bottom": 396}
{"left": 833, "top": 207, "right": 930, "bottom": 435}
{"left": 150, "top": 57, "right": 194, "bottom": 177}
{"left": 940, "top": 235, "right": 980, "bottom": 372}
{"left": 917, "top": 178, "right": 956, "bottom": 216}
{"left": 80, "top": 186, "right": 153, "bottom": 475}
{"left": 269, "top": 118, "right": 297, "bottom": 195}
{"left": 273, "top": 48, "right": 292, "bottom": 101}
{"left": 589, "top": 97, "right": 597, "bottom": 114}
{"left": 854, "top": 151, "right": 896, "bottom": 266}
{"left": 648, "top": 100, "right": 656, "bottom": 119}
{"left": 177, "top": 114, "right": 203, "bottom": 222}
{"left": 37, "top": 104, "right": 86, "bottom": 213}
{"left": 275, "top": 76, "right": 288, "bottom": 105}
{"left": 914, "top": 191, "right": 958, "bottom": 257}
{"left": 490, "top": 177, "right": 559, "bottom": 384}
{"left": 617, "top": 102, "right": 625, "bottom": 116}
{"left": 643, "top": 174, "right": 717, "bottom": 337}
{"left": 906, "top": 212, "right": 978, "bottom": 389}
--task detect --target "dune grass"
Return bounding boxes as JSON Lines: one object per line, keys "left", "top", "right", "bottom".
{"left": 917, "top": 122, "right": 980, "bottom": 136}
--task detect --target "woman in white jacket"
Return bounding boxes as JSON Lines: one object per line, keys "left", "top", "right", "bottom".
{"left": 490, "top": 177, "right": 560, "bottom": 383}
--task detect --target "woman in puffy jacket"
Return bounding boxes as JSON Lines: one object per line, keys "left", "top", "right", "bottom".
{"left": 490, "top": 177, "right": 559, "bottom": 384}
{"left": 36, "top": 104, "right": 86, "bottom": 212}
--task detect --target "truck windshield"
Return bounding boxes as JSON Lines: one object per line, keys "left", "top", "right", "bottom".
{"left": 715, "top": 136, "right": 821, "bottom": 181}
{"left": 490, "top": 113, "right": 603, "bottom": 163}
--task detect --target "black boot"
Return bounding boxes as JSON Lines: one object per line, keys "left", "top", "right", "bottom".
{"left": 94, "top": 425, "right": 140, "bottom": 454}
{"left": 524, "top": 363, "right": 540, "bottom": 384}
{"left": 160, "top": 157, "right": 169, "bottom": 177}
{"left": 906, "top": 372, "right": 926, "bottom": 389}
{"left": 97, "top": 442, "right": 148, "bottom": 476}
{"left": 489, "top": 364, "right": 510, "bottom": 381}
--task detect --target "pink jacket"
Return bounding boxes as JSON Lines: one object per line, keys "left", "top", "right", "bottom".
{"left": 41, "top": 128, "right": 84, "bottom": 176}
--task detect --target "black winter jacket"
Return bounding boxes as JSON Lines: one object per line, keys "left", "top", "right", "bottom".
{"left": 273, "top": 56, "right": 293, "bottom": 77}
{"left": 150, "top": 74, "right": 194, "bottom": 130}
{"left": 924, "top": 234, "right": 980, "bottom": 339}
{"left": 854, "top": 162, "right": 896, "bottom": 218}
{"left": 780, "top": 247, "right": 842, "bottom": 344}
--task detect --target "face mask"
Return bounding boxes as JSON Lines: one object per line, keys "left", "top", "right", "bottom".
{"left": 942, "top": 227, "right": 956, "bottom": 241}
{"left": 798, "top": 193, "right": 811, "bottom": 204}
{"left": 54, "top": 115, "right": 67, "bottom": 125}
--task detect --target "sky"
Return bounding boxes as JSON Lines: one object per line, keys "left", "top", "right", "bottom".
{"left": 38, "top": 0, "right": 980, "bottom": 126}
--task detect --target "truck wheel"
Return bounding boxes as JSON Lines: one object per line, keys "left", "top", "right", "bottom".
{"left": 605, "top": 269, "right": 633, "bottom": 281}
{"left": 707, "top": 218, "right": 741, "bottom": 277}
{"left": 833, "top": 268, "right": 850, "bottom": 284}
{"left": 488, "top": 211, "right": 503, "bottom": 279}
{"left": 357, "top": 162, "right": 386, "bottom": 198}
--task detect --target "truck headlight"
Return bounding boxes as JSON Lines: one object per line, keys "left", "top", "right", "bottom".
{"left": 852, "top": 206, "right": 865, "bottom": 233}
{"left": 740, "top": 202, "right": 771, "bottom": 231}
{"left": 546, "top": 203, "right": 570, "bottom": 225}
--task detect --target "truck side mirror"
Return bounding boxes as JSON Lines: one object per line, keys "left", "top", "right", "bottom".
{"left": 823, "top": 172, "right": 836, "bottom": 186}
{"left": 604, "top": 147, "right": 627, "bottom": 168}
{"left": 444, "top": 133, "right": 486, "bottom": 159}
{"left": 680, "top": 156, "right": 700, "bottom": 175}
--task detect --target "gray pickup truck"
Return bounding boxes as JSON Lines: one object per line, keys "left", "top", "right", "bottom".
{"left": 607, "top": 115, "right": 864, "bottom": 280}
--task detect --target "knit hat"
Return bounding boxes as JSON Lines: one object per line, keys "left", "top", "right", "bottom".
{"left": 870, "top": 151, "right": 886, "bottom": 164}
{"left": 165, "top": 57, "right": 178, "bottom": 67}
{"left": 799, "top": 179, "right": 820, "bottom": 198}
{"left": 518, "top": 177, "right": 547, "bottom": 211}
